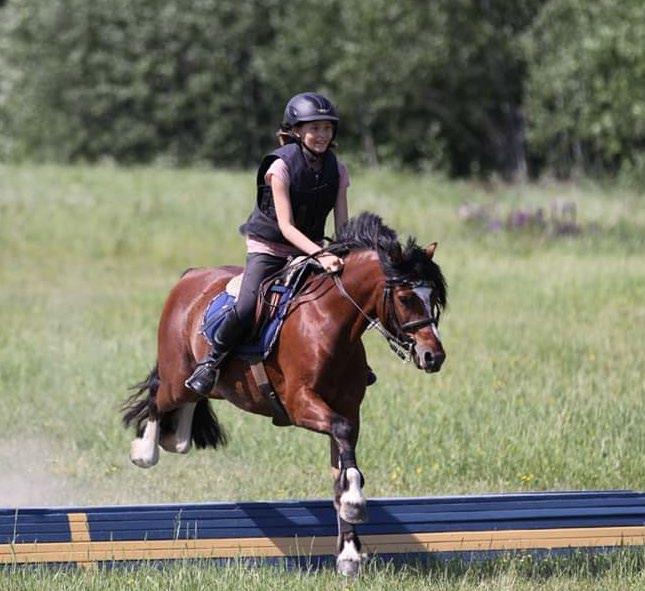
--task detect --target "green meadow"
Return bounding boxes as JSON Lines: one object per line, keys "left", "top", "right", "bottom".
{"left": 0, "top": 164, "right": 643, "bottom": 588}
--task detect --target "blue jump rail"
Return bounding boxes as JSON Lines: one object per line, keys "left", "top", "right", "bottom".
{"left": 1, "top": 490, "right": 643, "bottom": 567}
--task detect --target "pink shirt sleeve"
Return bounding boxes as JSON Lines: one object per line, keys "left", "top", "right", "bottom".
{"left": 265, "top": 157, "right": 350, "bottom": 190}
{"left": 264, "top": 158, "right": 290, "bottom": 185}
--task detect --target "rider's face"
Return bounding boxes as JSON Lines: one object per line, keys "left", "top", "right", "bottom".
{"left": 296, "top": 121, "right": 334, "bottom": 154}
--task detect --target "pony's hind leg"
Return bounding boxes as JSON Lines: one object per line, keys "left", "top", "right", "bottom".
{"left": 130, "top": 415, "right": 160, "bottom": 468}
{"left": 122, "top": 364, "right": 163, "bottom": 468}
{"left": 159, "top": 402, "right": 197, "bottom": 454}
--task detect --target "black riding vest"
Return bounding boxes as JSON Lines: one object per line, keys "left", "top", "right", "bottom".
{"left": 239, "top": 143, "right": 340, "bottom": 245}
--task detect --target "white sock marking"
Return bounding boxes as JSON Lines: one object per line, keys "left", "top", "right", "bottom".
{"left": 130, "top": 418, "right": 160, "bottom": 468}
{"left": 340, "top": 467, "right": 365, "bottom": 507}
{"left": 172, "top": 403, "right": 196, "bottom": 453}
{"left": 337, "top": 538, "right": 361, "bottom": 563}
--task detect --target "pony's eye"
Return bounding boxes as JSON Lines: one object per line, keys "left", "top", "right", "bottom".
{"left": 399, "top": 294, "right": 416, "bottom": 306}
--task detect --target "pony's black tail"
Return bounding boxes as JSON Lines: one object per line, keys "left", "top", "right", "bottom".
{"left": 121, "top": 363, "right": 160, "bottom": 437}
{"left": 122, "top": 363, "right": 227, "bottom": 449}
{"left": 192, "top": 398, "right": 228, "bottom": 449}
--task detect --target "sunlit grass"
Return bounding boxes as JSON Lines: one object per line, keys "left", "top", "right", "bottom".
{"left": 2, "top": 162, "right": 642, "bottom": 500}
{"left": 1, "top": 550, "right": 643, "bottom": 591}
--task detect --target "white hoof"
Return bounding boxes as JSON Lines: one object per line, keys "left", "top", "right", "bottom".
{"left": 336, "top": 539, "right": 363, "bottom": 577}
{"left": 130, "top": 437, "right": 159, "bottom": 468}
{"left": 339, "top": 468, "right": 367, "bottom": 524}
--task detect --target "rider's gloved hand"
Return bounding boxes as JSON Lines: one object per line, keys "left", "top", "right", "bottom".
{"left": 316, "top": 253, "right": 344, "bottom": 273}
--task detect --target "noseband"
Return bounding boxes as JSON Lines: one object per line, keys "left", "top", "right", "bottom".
{"left": 333, "top": 275, "right": 438, "bottom": 362}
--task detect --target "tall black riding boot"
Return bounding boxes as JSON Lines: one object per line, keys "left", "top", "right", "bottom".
{"left": 184, "top": 308, "right": 247, "bottom": 396}
{"left": 184, "top": 338, "right": 229, "bottom": 396}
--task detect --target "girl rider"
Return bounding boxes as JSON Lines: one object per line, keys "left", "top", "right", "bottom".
{"left": 185, "top": 92, "right": 350, "bottom": 395}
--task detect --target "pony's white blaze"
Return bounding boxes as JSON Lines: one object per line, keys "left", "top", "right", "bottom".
{"left": 413, "top": 286, "right": 433, "bottom": 316}
{"left": 130, "top": 418, "right": 160, "bottom": 468}
{"left": 160, "top": 403, "right": 196, "bottom": 454}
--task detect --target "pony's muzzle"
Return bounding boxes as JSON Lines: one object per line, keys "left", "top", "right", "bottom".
{"left": 416, "top": 347, "right": 445, "bottom": 373}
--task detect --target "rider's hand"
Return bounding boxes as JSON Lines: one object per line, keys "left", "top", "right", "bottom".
{"left": 316, "top": 253, "right": 344, "bottom": 273}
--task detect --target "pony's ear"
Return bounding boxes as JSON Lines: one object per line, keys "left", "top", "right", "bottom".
{"left": 425, "top": 242, "right": 438, "bottom": 259}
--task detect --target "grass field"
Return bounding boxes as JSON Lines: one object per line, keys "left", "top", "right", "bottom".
{"left": 0, "top": 163, "right": 643, "bottom": 588}
{"left": 2, "top": 551, "right": 644, "bottom": 591}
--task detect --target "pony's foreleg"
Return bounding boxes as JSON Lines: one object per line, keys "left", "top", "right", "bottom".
{"left": 331, "top": 442, "right": 365, "bottom": 577}
{"left": 335, "top": 513, "right": 364, "bottom": 576}
{"left": 330, "top": 422, "right": 366, "bottom": 525}
{"left": 159, "top": 402, "right": 197, "bottom": 454}
{"left": 130, "top": 417, "right": 160, "bottom": 468}
{"left": 287, "top": 390, "right": 367, "bottom": 575}
{"left": 290, "top": 392, "right": 367, "bottom": 522}
{"left": 336, "top": 464, "right": 367, "bottom": 524}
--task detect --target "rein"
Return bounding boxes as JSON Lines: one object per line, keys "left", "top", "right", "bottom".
{"left": 332, "top": 275, "right": 415, "bottom": 362}
{"left": 256, "top": 246, "right": 438, "bottom": 365}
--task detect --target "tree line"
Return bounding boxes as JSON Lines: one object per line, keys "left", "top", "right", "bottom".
{"left": 0, "top": 0, "right": 642, "bottom": 179}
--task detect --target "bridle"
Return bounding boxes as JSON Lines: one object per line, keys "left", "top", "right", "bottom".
{"left": 332, "top": 274, "right": 440, "bottom": 363}
{"left": 384, "top": 278, "right": 439, "bottom": 333}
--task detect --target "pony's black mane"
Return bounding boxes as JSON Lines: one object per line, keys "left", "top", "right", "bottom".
{"left": 330, "top": 212, "right": 447, "bottom": 308}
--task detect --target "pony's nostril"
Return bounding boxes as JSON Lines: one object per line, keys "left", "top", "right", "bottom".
{"left": 424, "top": 350, "right": 445, "bottom": 370}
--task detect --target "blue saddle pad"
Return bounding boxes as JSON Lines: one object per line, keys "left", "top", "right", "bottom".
{"left": 200, "top": 284, "right": 293, "bottom": 360}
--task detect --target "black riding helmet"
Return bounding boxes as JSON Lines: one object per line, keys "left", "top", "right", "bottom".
{"left": 282, "top": 92, "right": 339, "bottom": 132}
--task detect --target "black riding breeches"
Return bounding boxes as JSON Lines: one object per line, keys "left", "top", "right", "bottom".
{"left": 212, "top": 253, "right": 287, "bottom": 350}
